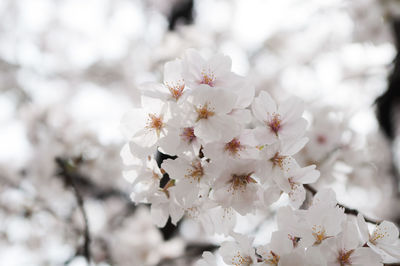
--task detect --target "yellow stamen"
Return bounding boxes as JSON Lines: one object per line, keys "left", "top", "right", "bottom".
{"left": 264, "top": 251, "right": 280, "bottom": 265}
{"left": 185, "top": 160, "right": 204, "bottom": 182}
{"left": 224, "top": 138, "right": 244, "bottom": 156}
{"left": 146, "top": 113, "right": 164, "bottom": 137}
{"left": 337, "top": 249, "right": 354, "bottom": 266}
{"left": 200, "top": 70, "right": 216, "bottom": 87}
{"left": 195, "top": 103, "right": 215, "bottom": 121}
{"left": 166, "top": 80, "right": 185, "bottom": 100}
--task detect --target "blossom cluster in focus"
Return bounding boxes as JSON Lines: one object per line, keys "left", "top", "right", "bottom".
{"left": 120, "top": 50, "right": 400, "bottom": 265}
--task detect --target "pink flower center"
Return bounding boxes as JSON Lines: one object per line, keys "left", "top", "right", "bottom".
{"left": 224, "top": 138, "right": 244, "bottom": 156}
{"left": 180, "top": 127, "right": 196, "bottom": 144}
{"left": 268, "top": 114, "right": 281, "bottom": 136}
{"left": 229, "top": 172, "right": 256, "bottom": 192}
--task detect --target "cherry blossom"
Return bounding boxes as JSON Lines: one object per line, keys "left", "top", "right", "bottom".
{"left": 120, "top": 96, "right": 177, "bottom": 148}
{"left": 186, "top": 86, "right": 240, "bottom": 143}
{"left": 322, "top": 220, "right": 382, "bottom": 266}
{"left": 202, "top": 129, "right": 260, "bottom": 163}
{"left": 219, "top": 233, "right": 257, "bottom": 266}
{"left": 252, "top": 91, "right": 307, "bottom": 144}
{"left": 357, "top": 214, "right": 400, "bottom": 261}
{"left": 119, "top": 50, "right": 400, "bottom": 266}
{"left": 212, "top": 160, "right": 261, "bottom": 216}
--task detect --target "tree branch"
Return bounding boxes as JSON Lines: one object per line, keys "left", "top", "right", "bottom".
{"left": 56, "top": 157, "right": 91, "bottom": 264}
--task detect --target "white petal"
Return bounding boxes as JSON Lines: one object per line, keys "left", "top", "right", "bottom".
{"left": 290, "top": 165, "right": 320, "bottom": 184}
{"left": 351, "top": 247, "right": 382, "bottom": 266}
{"left": 279, "top": 96, "right": 305, "bottom": 122}
{"left": 289, "top": 184, "right": 306, "bottom": 209}
{"left": 164, "top": 59, "right": 183, "bottom": 83}
{"left": 357, "top": 214, "right": 370, "bottom": 244}
{"left": 253, "top": 126, "right": 277, "bottom": 145}
{"left": 195, "top": 115, "right": 239, "bottom": 143}
{"left": 281, "top": 137, "right": 309, "bottom": 156}
{"left": 120, "top": 108, "right": 146, "bottom": 140}
{"left": 372, "top": 221, "right": 399, "bottom": 245}
{"left": 139, "top": 82, "right": 169, "bottom": 101}
{"left": 251, "top": 90, "right": 277, "bottom": 122}
{"left": 269, "top": 230, "right": 294, "bottom": 255}
{"left": 279, "top": 118, "right": 307, "bottom": 140}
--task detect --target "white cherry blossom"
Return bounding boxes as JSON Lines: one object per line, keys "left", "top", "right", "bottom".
{"left": 202, "top": 129, "right": 260, "bottom": 163}
{"left": 186, "top": 86, "right": 240, "bottom": 143}
{"left": 257, "top": 138, "right": 308, "bottom": 184}
{"left": 296, "top": 190, "right": 346, "bottom": 248}
{"left": 252, "top": 91, "right": 307, "bottom": 144}
{"left": 274, "top": 165, "right": 320, "bottom": 208}
{"left": 139, "top": 59, "right": 187, "bottom": 103}
{"left": 120, "top": 96, "right": 177, "bottom": 148}
{"left": 357, "top": 214, "right": 400, "bottom": 261}
{"left": 256, "top": 231, "right": 294, "bottom": 265}
{"left": 182, "top": 49, "right": 244, "bottom": 91}
{"left": 148, "top": 187, "right": 184, "bottom": 227}
{"left": 162, "top": 154, "right": 212, "bottom": 205}
{"left": 212, "top": 160, "right": 261, "bottom": 216}
{"left": 219, "top": 233, "right": 257, "bottom": 266}
{"left": 322, "top": 220, "right": 382, "bottom": 266}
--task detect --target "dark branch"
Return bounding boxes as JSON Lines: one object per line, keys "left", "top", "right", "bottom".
{"left": 56, "top": 157, "right": 91, "bottom": 264}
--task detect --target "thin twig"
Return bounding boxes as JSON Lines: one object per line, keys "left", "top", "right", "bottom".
{"left": 56, "top": 157, "right": 91, "bottom": 264}
{"left": 304, "top": 184, "right": 381, "bottom": 225}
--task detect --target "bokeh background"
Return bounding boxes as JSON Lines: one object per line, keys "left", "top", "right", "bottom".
{"left": 2, "top": 0, "right": 400, "bottom": 265}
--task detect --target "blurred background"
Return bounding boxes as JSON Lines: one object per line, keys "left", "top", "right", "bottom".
{"left": 2, "top": 0, "right": 400, "bottom": 265}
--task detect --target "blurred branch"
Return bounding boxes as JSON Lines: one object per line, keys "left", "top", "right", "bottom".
{"left": 56, "top": 157, "right": 91, "bottom": 264}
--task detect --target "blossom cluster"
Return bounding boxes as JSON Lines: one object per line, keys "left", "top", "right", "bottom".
{"left": 196, "top": 189, "right": 400, "bottom": 266}
{"left": 120, "top": 50, "right": 400, "bottom": 265}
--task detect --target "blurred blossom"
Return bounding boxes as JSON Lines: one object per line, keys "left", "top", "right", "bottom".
{"left": 0, "top": 0, "right": 400, "bottom": 265}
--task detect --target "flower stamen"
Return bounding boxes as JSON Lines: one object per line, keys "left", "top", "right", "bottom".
{"left": 200, "top": 69, "right": 216, "bottom": 87}
{"left": 228, "top": 172, "right": 256, "bottom": 193}
{"left": 166, "top": 80, "right": 185, "bottom": 100}
{"left": 337, "top": 249, "right": 354, "bottom": 266}
{"left": 224, "top": 138, "right": 244, "bottom": 156}
{"left": 195, "top": 103, "right": 215, "bottom": 121}
{"left": 264, "top": 251, "right": 280, "bottom": 265}
{"left": 180, "top": 127, "right": 196, "bottom": 144}
{"left": 146, "top": 113, "right": 164, "bottom": 137}
{"left": 185, "top": 160, "right": 204, "bottom": 183}
{"left": 312, "top": 225, "right": 330, "bottom": 245}
{"left": 268, "top": 114, "right": 281, "bottom": 136}
{"left": 270, "top": 152, "right": 286, "bottom": 169}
